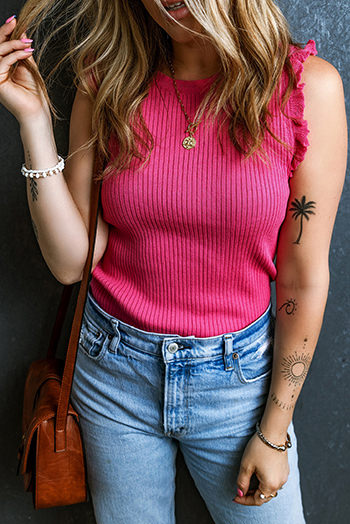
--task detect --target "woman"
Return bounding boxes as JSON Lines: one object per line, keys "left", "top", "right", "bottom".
{"left": 1, "top": 1, "right": 347, "bottom": 523}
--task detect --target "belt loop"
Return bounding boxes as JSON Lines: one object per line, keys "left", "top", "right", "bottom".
{"left": 109, "top": 318, "right": 121, "bottom": 353}
{"left": 111, "top": 318, "right": 119, "bottom": 331}
{"left": 223, "top": 333, "right": 234, "bottom": 371}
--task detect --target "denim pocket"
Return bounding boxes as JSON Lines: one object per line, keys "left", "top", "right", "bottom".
{"left": 78, "top": 314, "right": 109, "bottom": 361}
{"left": 235, "top": 333, "right": 273, "bottom": 384}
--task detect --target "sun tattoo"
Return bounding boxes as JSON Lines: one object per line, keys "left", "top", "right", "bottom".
{"left": 281, "top": 351, "right": 312, "bottom": 388}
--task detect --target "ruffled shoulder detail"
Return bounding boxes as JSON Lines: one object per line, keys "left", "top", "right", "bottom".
{"left": 287, "top": 39, "right": 318, "bottom": 175}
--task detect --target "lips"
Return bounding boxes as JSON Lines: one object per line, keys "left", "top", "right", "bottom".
{"left": 159, "top": 1, "right": 189, "bottom": 20}
{"left": 161, "top": 1, "right": 185, "bottom": 8}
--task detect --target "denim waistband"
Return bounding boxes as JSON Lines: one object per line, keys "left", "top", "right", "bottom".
{"left": 83, "top": 287, "right": 275, "bottom": 363}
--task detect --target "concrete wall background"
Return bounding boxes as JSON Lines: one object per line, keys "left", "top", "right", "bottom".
{"left": 1, "top": 1, "right": 348, "bottom": 522}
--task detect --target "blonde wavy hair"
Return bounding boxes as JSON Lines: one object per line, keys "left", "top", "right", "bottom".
{"left": 10, "top": 0, "right": 304, "bottom": 180}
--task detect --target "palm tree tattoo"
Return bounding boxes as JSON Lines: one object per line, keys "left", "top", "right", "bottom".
{"left": 289, "top": 196, "right": 316, "bottom": 244}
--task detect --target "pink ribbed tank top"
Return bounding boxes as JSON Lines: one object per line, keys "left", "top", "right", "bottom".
{"left": 89, "top": 40, "right": 317, "bottom": 337}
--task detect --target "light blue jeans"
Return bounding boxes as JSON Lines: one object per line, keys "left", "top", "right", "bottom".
{"left": 70, "top": 288, "right": 306, "bottom": 524}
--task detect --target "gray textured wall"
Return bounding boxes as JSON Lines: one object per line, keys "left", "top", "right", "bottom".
{"left": 1, "top": 1, "right": 349, "bottom": 523}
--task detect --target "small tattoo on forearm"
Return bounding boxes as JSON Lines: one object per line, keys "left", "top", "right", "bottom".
{"left": 31, "top": 219, "right": 39, "bottom": 240}
{"left": 281, "top": 351, "right": 312, "bottom": 388}
{"left": 30, "top": 179, "right": 38, "bottom": 201}
{"left": 270, "top": 392, "right": 295, "bottom": 411}
{"left": 26, "top": 149, "right": 32, "bottom": 169}
{"left": 26, "top": 149, "right": 39, "bottom": 202}
{"left": 278, "top": 298, "right": 297, "bottom": 315}
{"left": 289, "top": 196, "right": 316, "bottom": 244}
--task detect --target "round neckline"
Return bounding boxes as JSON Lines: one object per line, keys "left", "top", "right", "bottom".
{"left": 154, "top": 70, "right": 220, "bottom": 91}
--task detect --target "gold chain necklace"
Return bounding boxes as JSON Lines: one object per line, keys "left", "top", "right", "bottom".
{"left": 166, "top": 55, "right": 220, "bottom": 150}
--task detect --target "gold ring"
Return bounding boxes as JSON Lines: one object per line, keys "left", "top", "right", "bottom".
{"left": 259, "top": 491, "right": 278, "bottom": 499}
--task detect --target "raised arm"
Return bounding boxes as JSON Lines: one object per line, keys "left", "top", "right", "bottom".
{"left": 234, "top": 53, "right": 347, "bottom": 506}
{"left": 0, "top": 16, "right": 108, "bottom": 284}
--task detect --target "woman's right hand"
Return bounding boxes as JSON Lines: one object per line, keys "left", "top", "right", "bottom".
{"left": 0, "top": 16, "right": 50, "bottom": 124}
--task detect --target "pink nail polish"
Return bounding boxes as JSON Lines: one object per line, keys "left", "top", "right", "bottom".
{"left": 21, "top": 38, "right": 33, "bottom": 43}
{"left": 23, "top": 48, "right": 34, "bottom": 52}
{"left": 237, "top": 488, "right": 244, "bottom": 497}
{"left": 5, "top": 15, "right": 16, "bottom": 24}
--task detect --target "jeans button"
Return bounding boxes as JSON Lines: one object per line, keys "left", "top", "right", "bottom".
{"left": 168, "top": 342, "right": 179, "bottom": 353}
{"left": 232, "top": 352, "right": 239, "bottom": 359}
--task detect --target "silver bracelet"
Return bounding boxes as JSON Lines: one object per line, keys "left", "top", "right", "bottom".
{"left": 21, "top": 154, "right": 65, "bottom": 178}
{"left": 255, "top": 421, "right": 292, "bottom": 452}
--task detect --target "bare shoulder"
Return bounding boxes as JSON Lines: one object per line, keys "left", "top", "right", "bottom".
{"left": 291, "top": 52, "right": 347, "bottom": 193}
{"left": 300, "top": 54, "right": 346, "bottom": 142}
{"left": 301, "top": 55, "right": 344, "bottom": 103}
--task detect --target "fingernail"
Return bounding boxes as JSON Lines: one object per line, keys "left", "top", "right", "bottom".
{"left": 237, "top": 488, "right": 244, "bottom": 497}
{"left": 5, "top": 15, "right": 16, "bottom": 24}
{"left": 21, "top": 38, "right": 33, "bottom": 43}
{"left": 23, "top": 48, "right": 35, "bottom": 52}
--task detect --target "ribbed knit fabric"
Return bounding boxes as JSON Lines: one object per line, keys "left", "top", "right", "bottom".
{"left": 89, "top": 39, "right": 317, "bottom": 337}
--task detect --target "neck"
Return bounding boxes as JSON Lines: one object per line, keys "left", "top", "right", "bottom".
{"left": 162, "top": 37, "right": 221, "bottom": 81}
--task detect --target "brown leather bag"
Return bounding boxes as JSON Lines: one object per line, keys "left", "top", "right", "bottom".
{"left": 16, "top": 150, "right": 105, "bottom": 509}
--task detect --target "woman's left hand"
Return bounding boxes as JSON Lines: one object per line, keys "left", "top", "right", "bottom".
{"left": 233, "top": 431, "right": 290, "bottom": 506}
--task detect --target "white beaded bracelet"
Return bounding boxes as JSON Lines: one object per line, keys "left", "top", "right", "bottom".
{"left": 21, "top": 155, "right": 65, "bottom": 179}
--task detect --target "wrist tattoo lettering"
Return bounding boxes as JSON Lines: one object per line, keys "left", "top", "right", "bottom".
{"left": 289, "top": 196, "right": 316, "bottom": 244}
{"left": 26, "top": 149, "right": 32, "bottom": 170}
{"left": 278, "top": 298, "right": 297, "bottom": 315}
{"left": 270, "top": 391, "right": 295, "bottom": 411}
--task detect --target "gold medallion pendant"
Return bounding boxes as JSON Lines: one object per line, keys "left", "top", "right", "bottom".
{"left": 182, "top": 135, "right": 196, "bottom": 149}
{"left": 166, "top": 54, "right": 219, "bottom": 152}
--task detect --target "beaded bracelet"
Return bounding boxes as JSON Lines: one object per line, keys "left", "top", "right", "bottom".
{"left": 255, "top": 421, "right": 292, "bottom": 452}
{"left": 21, "top": 155, "right": 65, "bottom": 179}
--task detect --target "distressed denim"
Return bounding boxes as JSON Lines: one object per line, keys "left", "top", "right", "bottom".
{"left": 70, "top": 288, "right": 306, "bottom": 524}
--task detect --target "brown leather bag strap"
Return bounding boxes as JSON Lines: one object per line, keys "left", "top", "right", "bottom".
{"left": 55, "top": 149, "right": 105, "bottom": 451}
{"left": 46, "top": 284, "right": 75, "bottom": 360}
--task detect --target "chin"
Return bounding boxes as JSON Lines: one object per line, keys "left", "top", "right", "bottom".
{"left": 161, "top": 10, "right": 203, "bottom": 44}
{"left": 165, "top": 22, "right": 205, "bottom": 44}
{"left": 167, "top": 32, "right": 198, "bottom": 44}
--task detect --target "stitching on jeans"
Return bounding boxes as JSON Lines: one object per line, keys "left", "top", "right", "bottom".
{"left": 118, "top": 338, "right": 163, "bottom": 358}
